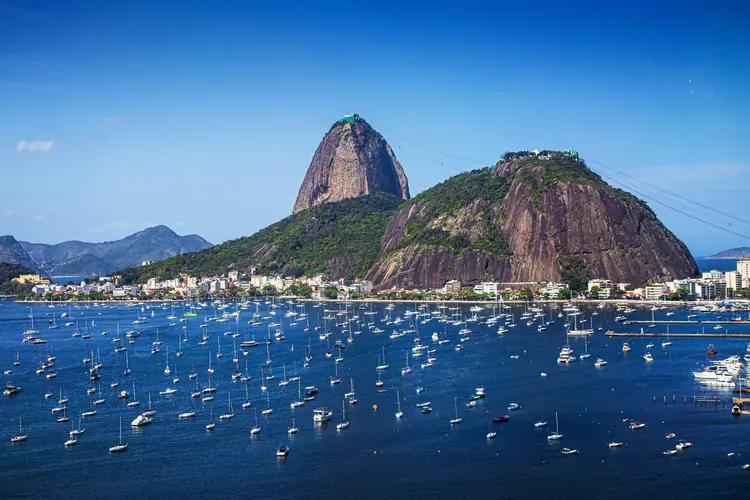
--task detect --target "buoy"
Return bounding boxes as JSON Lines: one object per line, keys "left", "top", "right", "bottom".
{"left": 372, "top": 405, "right": 378, "bottom": 411}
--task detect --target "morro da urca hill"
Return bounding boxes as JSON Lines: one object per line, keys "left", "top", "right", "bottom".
{"left": 366, "top": 151, "right": 698, "bottom": 289}
{"left": 292, "top": 114, "right": 410, "bottom": 214}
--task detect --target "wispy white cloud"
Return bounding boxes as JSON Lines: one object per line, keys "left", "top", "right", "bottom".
{"left": 31, "top": 214, "right": 44, "bottom": 222}
{"left": 16, "top": 140, "right": 54, "bottom": 153}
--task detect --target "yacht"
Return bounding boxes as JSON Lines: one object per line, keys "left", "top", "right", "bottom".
{"left": 276, "top": 446, "right": 289, "bottom": 458}
{"left": 313, "top": 407, "right": 332, "bottom": 423}
{"left": 594, "top": 358, "right": 608, "bottom": 367}
{"left": 131, "top": 414, "right": 153, "bottom": 427}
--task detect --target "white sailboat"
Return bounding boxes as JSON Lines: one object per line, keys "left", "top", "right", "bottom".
{"left": 242, "top": 381, "right": 252, "bottom": 409}
{"left": 662, "top": 325, "right": 673, "bottom": 348}
{"left": 250, "top": 410, "right": 261, "bottom": 435}
{"left": 395, "top": 390, "right": 404, "bottom": 419}
{"left": 108, "top": 417, "right": 128, "bottom": 453}
{"left": 547, "top": 411, "right": 563, "bottom": 440}
{"left": 10, "top": 415, "right": 27, "bottom": 443}
{"left": 449, "top": 396, "right": 462, "bottom": 424}
{"left": 127, "top": 382, "right": 140, "bottom": 407}
{"left": 219, "top": 393, "right": 235, "bottom": 420}
{"left": 337, "top": 399, "right": 350, "bottom": 430}
{"left": 206, "top": 406, "right": 216, "bottom": 430}
{"left": 164, "top": 347, "right": 171, "bottom": 376}
{"left": 142, "top": 392, "right": 156, "bottom": 417}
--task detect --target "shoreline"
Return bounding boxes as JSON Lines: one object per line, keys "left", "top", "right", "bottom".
{"left": 6, "top": 296, "right": 736, "bottom": 308}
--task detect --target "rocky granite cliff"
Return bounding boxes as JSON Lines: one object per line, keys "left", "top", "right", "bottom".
{"left": 292, "top": 114, "right": 409, "bottom": 214}
{"left": 118, "top": 150, "right": 698, "bottom": 290}
{"left": 366, "top": 152, "right": 698, "bottom": 289}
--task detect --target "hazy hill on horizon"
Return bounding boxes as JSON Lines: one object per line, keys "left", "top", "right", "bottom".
{"left": 0, "top": 225, "right": 213, "bottom": 276}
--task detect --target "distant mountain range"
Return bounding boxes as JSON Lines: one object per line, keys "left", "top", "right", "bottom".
{"left": 0, "top": 226, "right": 211, "bottom": 276}
{"left": 704, "top": 247, "right": 750, "bottom": 259}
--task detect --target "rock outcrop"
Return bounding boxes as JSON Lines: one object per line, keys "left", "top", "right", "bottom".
{"left": 367, "top": 153, "right": 698, "bottom": 289}
{"left": 292, "top": 114, "right": 409, "bottom": 214}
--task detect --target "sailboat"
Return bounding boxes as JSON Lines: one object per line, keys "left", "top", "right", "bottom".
{"left": 123, "top": 351, "right": 131, "bottom": 376}
{"left": 376, "top": 346, "right": 389, "bottom": 370}
{"left": 330, "top": 361, "right": 342, "bottom": 385}
{"left": 127, "top": 382, "right": 140, "bottom": 407}
{"left": 580, "top": 338, "right": 591, "bottom": 360}
{"left": 219, "top": 393, "right": 235, "bottom": 420}
{"left": 10, "top": 415, "right": 27, "bottom": 443}
{"left": 287, "top": 417, "right": 299, "bottom": 435}
{"left": 291, "top": 379, "right": 305, "bottom": 408}
{"left": 395, "top": 390, "right": 404, "bottom": 419}
{"left": 662, "top": 325, "right": 673, "bottom": 348}
{"left": 345, "top": 377, "right": 356, "bottom": 399}
{"left": 337, "top": 399, "right": 350, "bottom": 430}
{"left": 70, "top": 413, "right": 86, "bottom": 436}
{"left": 401, "top": 350, "right": 412, "bottom": 375}
{"left": 278, "top": 364, "right": 289, "bottom": 387}
{"left": 449, "top": 397, "right": 462, "bottom": 424}
{"left": 206, "top": 406, "right": 216, "bottom": 430}
{"left": 63, "top": 417, "right": 79, "bottom": 446}
{"left": 261, "top": 389, "right": 273, "bottom": 415}
{"left": 57, "top": 406, "right": 69, "bottom": 423}
{"left": 547, "top": 411, "right": 563, "bottom": 440}
{"left": 164, "top": 347, "right": 171, "bottom": 376}
{"left": 250, "top": 410, "right": 261, "bottom": 435}
{"left": 142, "top": 392, "right": 156, "bottom": 417}
{"left": 108, "top": 417, "right": 128, "bottom": 453}
{"left": 242, "top": 381, "right": 252, "bottom": 408}
{"left": 178, "top": 397, "right": 197, "bottom": 419}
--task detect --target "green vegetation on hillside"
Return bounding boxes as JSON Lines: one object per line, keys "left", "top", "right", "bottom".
{"left": 390, "top": 167, "right": 512, "bottom": 257}
{"left": 511, "top": 153, "right": 655, "bottom": 214}
{"left": 119, "top": 194, "right": 402, "bottom": 283}
{"left": 0, "top": 263, "right": 35, "bottom": 295}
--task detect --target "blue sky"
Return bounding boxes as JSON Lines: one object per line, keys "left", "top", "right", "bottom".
{"left": 1, "top": 0, "right": 748, "bottom": 256}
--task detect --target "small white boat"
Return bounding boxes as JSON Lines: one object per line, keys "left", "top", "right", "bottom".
{"left": 607, "top": 442, "right": 623, "bottom": 448}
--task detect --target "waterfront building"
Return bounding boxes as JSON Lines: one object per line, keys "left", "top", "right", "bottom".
{"left": 738, "top": 258, "right": 750, "bottom": 289}
{"left": 443, "top": 280, "right": 461, "bottom": 295}
{"left": 725, "top": 271, "right": 743, "bottom": 293}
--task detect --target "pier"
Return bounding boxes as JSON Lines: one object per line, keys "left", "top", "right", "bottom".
{"left": 605, "top": 330, "right": 750, "bottom": 338}
{"left": 624, "top": 320, "right": 699, "bottom": 325}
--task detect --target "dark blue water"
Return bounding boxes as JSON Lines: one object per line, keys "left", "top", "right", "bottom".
{"left": 1, "top": 299, "right": 749, "bottom": 499}
{"left": 696, "top": 258, "right": 738, "bottom": 273}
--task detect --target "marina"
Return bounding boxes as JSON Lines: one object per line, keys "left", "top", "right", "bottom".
{"left": 3, "top": 298, "right": 750, "bottom": 499}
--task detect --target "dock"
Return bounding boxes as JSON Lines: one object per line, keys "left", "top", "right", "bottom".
{"left": 624, "top": 320, "right": 699, "bottom": 325}
{"left": 605, "top": 330, "right": 750, "bottom": 338}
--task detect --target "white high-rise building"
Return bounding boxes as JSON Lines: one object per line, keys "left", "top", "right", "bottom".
{"left": 738, "top": 258, "right": 750, "bottom": 289}
{"left": 725, "top": 271, "right": 742, "bottom": 291}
